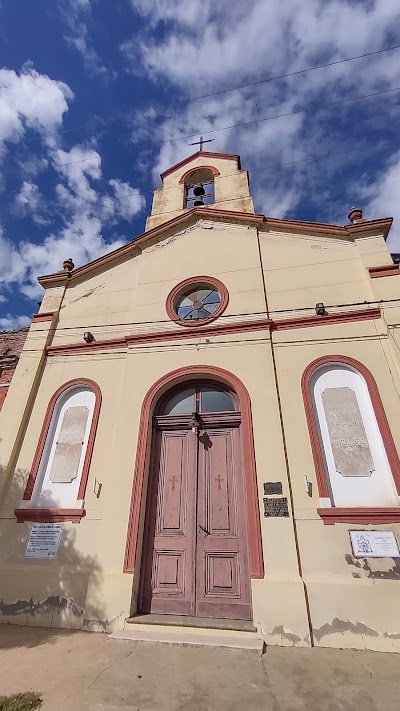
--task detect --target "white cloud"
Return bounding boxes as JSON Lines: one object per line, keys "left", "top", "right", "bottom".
{"left": 15, "top": 181, "right": 40, "bottom": 210}
{"left": 14, "top": 181, "right": 48, "bottom": 224}
{"left": 127, "top": 0, "right": 400, "bottom": 93}
{"left": 0, "top": 61, "right": 144, "bottom": 318}
{"left": 108, "top": 178, "right": 146, "bottom": 219}
{"left": 125, "top": 0, "right": 400, "bottom": 221}
{"left": 0, "top": 142, "right": 146, "bottom": 301}
{"left": 0, "top": 66, "right": 73, "bottom": 158}
{"left": 0, "top": 314, "right": 30, "bottom": 331}
{"left": 360, "top": 150, "right": 400, "bottom": 250}
{"left": 18, "top": 155, "right": 49, "bottom": 177}
{"left": 61, "top": 0, "right": 113, "bottom": 77}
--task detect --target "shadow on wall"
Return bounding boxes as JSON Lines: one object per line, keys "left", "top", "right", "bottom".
{"left": 0, "top": 466, "right": 107, "bottom": 649}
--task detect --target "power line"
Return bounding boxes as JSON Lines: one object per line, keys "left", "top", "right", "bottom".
{"left": 13, "top": 298, "right": 400, "bottom": 337}
{"left": 50, "top": 85, "right": 400, "bottom": 161}
{"left": 188, "top": 44, "right": 400, "bottom": 102}
{"left": 164, "top": 86, "right": 400, "bottom": 144}
{"left": 22, "top": 44, "right": 400, "bottom": 146}
{"left": 1, "top": 139, "right": 396, "bottom": 228}
{"left": 19, "top": 332, "right": 390, "bottom": 355}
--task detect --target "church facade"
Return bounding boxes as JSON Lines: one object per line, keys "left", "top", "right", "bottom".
{"left": 1, "top": 150, "right": 400, "bottom": 651}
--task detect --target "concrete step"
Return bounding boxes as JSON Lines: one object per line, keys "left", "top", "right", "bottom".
{"left": 126, "top": 613, "right": 256, "bottom": 633}
{"left": 109, "top": 624, "right": 264, "bottom": 653}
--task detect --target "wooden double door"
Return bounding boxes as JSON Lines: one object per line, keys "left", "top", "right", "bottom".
{"left": 140, "top": 384, "right": 252, "bottom": 621}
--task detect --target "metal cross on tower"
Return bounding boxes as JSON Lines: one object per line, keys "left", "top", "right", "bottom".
{"left": 189, "top": 135, "right": 215, "bottom": 151}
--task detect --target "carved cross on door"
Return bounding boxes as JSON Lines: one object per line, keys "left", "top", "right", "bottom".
{"left": 170, "top": 475, "right": 178, "bottom": 491}
{"left": 215, "top": 474, "right": 224, "bottom": 490}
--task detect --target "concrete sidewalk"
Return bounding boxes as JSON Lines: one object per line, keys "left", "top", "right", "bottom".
{"left": 0, "top": 626, "right": 399, "bottom": 711}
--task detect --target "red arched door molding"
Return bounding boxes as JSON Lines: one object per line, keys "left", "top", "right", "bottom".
{"left": 123, "top": 365, "right": 264, "bottom": 579}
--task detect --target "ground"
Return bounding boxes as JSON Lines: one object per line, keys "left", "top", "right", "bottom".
{"left": 0, "top": 626, "right": 399, "bottom": 710}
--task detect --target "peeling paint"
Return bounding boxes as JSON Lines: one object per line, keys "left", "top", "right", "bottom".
{"left": 313, "top": 618, "right": 379, "bottom": 642}
{"left": 383, "top": 631, "right": 400, "bottom": 640}
{"left": 270, "top": 625, "right": 302, "bottom": 645}
{"left": 83, "top": 611, "right": 124, "bottom": 632}
{"left": 0, "top": 596, "right": 83, "bottom": 618}
{"left": 345, "top": 553, "right": 400, "bottom": 580}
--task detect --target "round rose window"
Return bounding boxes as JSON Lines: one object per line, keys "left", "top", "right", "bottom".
{"left": 166, "top": 276, "right": 228, "bottom": 326}
{"left": 176, "top": 287, "right": 221, "bottom": 321}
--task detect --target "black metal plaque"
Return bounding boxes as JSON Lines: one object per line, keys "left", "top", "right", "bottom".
{"left": 263, "top": 481, "right": 283, "bottom": 496}
{"left": 263, "top": 497, "right": 289, "bottom": 517}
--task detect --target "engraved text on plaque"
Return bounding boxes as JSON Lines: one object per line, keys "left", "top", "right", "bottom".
{"left": 321, "top": 387, "right": 374, "bottom": 477}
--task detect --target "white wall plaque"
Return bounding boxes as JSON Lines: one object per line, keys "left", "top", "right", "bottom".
{"left": 349, "top": 530, "right": 399, "bottom": 558}
{"left": 25, "top": 523, "right": 62, "bottom": 559}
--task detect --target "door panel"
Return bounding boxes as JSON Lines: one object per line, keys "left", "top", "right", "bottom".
{"left": 141, "top": 419, "right": 252, "bottom": 621}
{"left": 141, "top": 429, "right": 197, "bottom": 615}
{"left": 196, "top": 427, "right": 252, "bottom": 620}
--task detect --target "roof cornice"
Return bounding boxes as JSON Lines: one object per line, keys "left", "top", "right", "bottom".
{"left": 37, "top": 209, "right": 393, "bottom": 288}
{"left": 262, "top": 216, "right": 393, "bottom": 239}
{"left": 160, "top": 151, "right": 241, "bottom": 180}
{"left": 37, "top": 207, "right": 263, "bottom": 287}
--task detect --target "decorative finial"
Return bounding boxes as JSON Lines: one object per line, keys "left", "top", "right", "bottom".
{"left": 348, "top": 207, "right": 363, "bottom": 224}
{"left": 63, "top": 258, "right": 74, "bottom": 272}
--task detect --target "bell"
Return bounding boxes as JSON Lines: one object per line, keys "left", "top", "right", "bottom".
{"left": 193, "top": 185, "right": 205, "bottom": 196}
{"left": 194, "top": 200, "right": 205, "bottom": 206}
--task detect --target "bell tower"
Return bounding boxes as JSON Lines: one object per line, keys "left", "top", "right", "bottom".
{"left": 146, "top": 150, "right": 255, "bottom": 231}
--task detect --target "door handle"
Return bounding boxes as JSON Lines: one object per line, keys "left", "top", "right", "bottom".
{"left": 199, "top": 524, "right": 210, "bottom": 536}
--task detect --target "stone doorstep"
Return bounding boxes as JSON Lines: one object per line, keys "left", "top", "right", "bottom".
{"left": 109, "top": 625, "right": 264, "bottom": 653}
{"left": 126, "top": 613, "right": 256, "bottom": 633}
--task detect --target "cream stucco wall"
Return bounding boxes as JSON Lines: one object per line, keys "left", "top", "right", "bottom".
{"left": 273, "top": 319, "right": 400, "bottom": 651}
{"left": 1, "top": 152, "right": 400, "bottom": 651}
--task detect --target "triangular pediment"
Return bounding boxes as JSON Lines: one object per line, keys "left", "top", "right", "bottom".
{"left": 37, "top": 206, "right": 392, "bottom": 289}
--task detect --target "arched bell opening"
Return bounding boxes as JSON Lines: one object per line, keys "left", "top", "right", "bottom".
{"left": 184, "top": 167, "right": 215, "bottom": 208}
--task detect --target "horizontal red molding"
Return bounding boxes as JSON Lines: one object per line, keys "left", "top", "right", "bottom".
{"left": 46, "top": 318, "right": 273, "bottom": 356}
{"left": 272, "top": 307, "right": 381, "bottom": 331}
{"left": 369, "top": 265, "right": 400, "bottom": 278}
{"left": 46, "top": 307, "right": 381, "bottom": 357}
{"left": 318, "top": 507, "right": 400, "bottom": 525}
{"left": 14, "top": 508, "right": 85, "bottom": 523}
{"left": 31, "top": 312, "right": 55, "bottom": 323}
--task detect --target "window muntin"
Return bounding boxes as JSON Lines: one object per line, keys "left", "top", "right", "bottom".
{"left": 175, "top": 287, "right": 221, "bottom": 322}
{"left": 30, "top": 386, "right": 95, "bottom": 509}
{"left": 201, "top": 386, "right": 235, "bottom": 413}
{"left": 312, "top": 365, "right": 398, "bottom": 507}
{"left": 162, "top": 387, "right": 196, "bottom": 415}
{"left": 161, "top": 384, "right": 235, "bottom": 416}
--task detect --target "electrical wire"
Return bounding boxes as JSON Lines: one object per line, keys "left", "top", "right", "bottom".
{"left": 1, "top": 139, "right": 396, "bottom": 229}
{"left": 50, "top": 85, "right": 400, "bottom": 163}
{"left": 12, "top": 297, "right": 400, "bottom": 338}
{"left": 19, "top": 332, "right": 388, "bottom": 355}
{"left": 163, "top": 86, "right": 400, "bottom": 145}
{"left": 22, "top": 44, "right": 400, "bottom": 146}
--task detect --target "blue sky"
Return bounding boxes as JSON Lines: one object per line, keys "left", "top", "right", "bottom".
{"left": 1, "top": 0, "right": 400, "bottom": 328}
